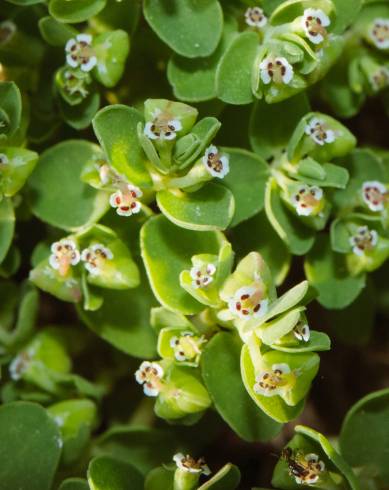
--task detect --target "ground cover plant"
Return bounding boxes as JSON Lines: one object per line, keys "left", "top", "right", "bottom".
{"left": 0, "top": 0, "right": 389, "bottom": 489}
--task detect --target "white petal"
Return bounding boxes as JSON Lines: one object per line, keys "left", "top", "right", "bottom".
{"left": 161, "top": 130, "right": 177, "bottom": 141}
{"left": 144, "top": 122, "right": 158, "bottom": 140}
{"left": 296, "top": 203, "right": 314, "bottom": 216}
{"left": 173, "top": 453, "right": 185, "bottom": 468}
{"left": 49, "top": 254, "right": 60, "bottom": 270}
{"left": 170, "top": 336, "right": 179, "bottom": 348}
{"left": 324, "top": 129, "right": 336, "bottom": 143}
{"left": 127, "top": 184, "right": 143, "bottom": 198}
{"left": 170, "top": 119, "right": 182, "bottom": 132}
{"left": 109, "top": 191, "right": 121, "bottom": 208}
{"left": 70, "top": 250, "right": 80, "bottom": 265}
{"left": 117, "top": 206, "right": 134, "bottom": 217}
{"left": 311, "top": 186, "right": 323, "bottom": 200}
{"left": 206, "top": 264, "right": 216, "bottom": 275}
{"left": 260, "top": 67, "right": 272, "bottom": 85}
{"left": 190, "top": 266, "right": 201, "bottom": 280}
{"left": 202, "top": 464, "right": 211, "bottom": 476}
{"left": 65, "top": 38, "right": 76, "bottom": 53}
{"left": 308, "top": 32, "right": 324, "bottom": 45}
{"left": 174, "top": 351, "right": 187, "bottom": 362}
{"left": 370, "top": 229, "right": 378, "bottom": 246}
{"left": 352, "top": 245, "right": 364, "bottom": 256}
{"left": 278, "top": 58, "right": 293, "bottom": 84}
{"left": 151, "top": 362, "right": 164, "bottom": 377}
{"left": 81, "top": 56, "right": 97, "bottom": 72}
{"left": 363, "top": 180, "right": 387, "bottom": 194}
{"left": 272, "top": 363, "right": 291, "bottom": 374}
{"left": 66, "top": 55, "right": 79, "bottom": 68}
{"left": 206, "top": 145, "right": 218, "bottom": 157}
{"left": 130, "top": 201, "right": 142, "bottom": 214}
{"left": 143, "top": 384, "right": 159, "bottom": 397}
{"left": 253, "top": 299, "right": 268, "bottom": 318}
{"left": 76, "top": 33, "right": 92, "bottom": 45}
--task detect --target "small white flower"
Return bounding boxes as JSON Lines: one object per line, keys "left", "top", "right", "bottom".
{"left": 294, "top": 453, "right": 325, "bottom": 485}
{"left": 190, "top": 263, "right": 216, "bottom": 288}
{"left": 202, "top": 145, "right": 229, "bottom": 178}
{"left": 109, "top": 184, "right": 143, "bottom": 217}
{"left": 134, "top": 361, "right": 164, "bottom": 397}
{"left": 65, "top": 34, "right": 97, "bottom": 72}
{"left": 362, "top": 181, "right": 388, "bottom": 212}
{"left": 369, "top": 18, "right": 389, "bottom": 50}
{"left": 291, "top": 185, "right": 324, "bottom": 216}
{"left": 173, "top": 453, "right": 211, "bottom": 475}
{"left": 259, "top": 56, "right": 294, "bottom": 85}
{"left": 144, "top": 109, "right": 182, "bottom": 141}
{"left": 370, "top": 66, "right": 389, "bottom": 91}
{"left": 254, "top": 363, "right": 291, "bottom": 397}
{"left": 302, "top": 8, "right": 330, "bottom": 45}
{"left": 228, "top": 285, "right": 268, "bottom": 320}
{"left": 81, "top": 243, "right": 113, "bottom": 276}
{"left": 245, "top": 7, "right": 267, "bottom": 28}
{"left": 169, "top": 332, "right": 207, "bottom": 363}
{"left": 304, "top": 117, "right": 336, "bottom": 146}
{"left": 349, "top": 226, "right": 378, "bottom": 256}
{"left": 0, "top": 153, "right": 9, "bottom": 165}
{"left": 49, "top": 239, "right": 80, "bottom": 277}
{"left": 293, "top": 322, "right": 310, "bottom": 342}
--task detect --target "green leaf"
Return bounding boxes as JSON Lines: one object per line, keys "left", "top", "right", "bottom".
{"left": 230, "top": 211, "right": 291, "bottom": 286}
{"left": 304, "top": 234, "right": 366, "bottom": 309}
{"left": 221, "top": 148, "right": 269, "bottom": 227}
{"left": 145, "top": 467, "right": 174, "bottom": 490}
{"left": 156, "top": 183, "right": 234, "bottom": 231}
{"left": 0, "top": 147, "right": 38, "bottom": 197}
{"left": 249, "top": 93, "right": 310, "bottom": 160}
{"left": 216, "top": 32, "right": 258, "bottom": 105}
{"left": 141, "top": 215, "right": 224, "bottom": 314}
{"left": 28, "top": 140, "right": 109, "bottom": 231}
{"left": 198, "top": 463, "right": 241, "bottom": 490}
{"left": 87, "top": 456, "right": 143, "bottom": 490}
{"left": 340, "top": 388, "right": 389, "bottom": 485}
{"left": 256, "top": 281, "right": 309, "bottom": 329}
{"left": 0, "top": 197, "right": 14, "bottom": 265}
{"left": 48, "top": 399, "right": 97, "bottom": 466}
{"left": 201, "top": 332, "right": 282, "bottom": 442}
{"left": 143, "top": 0, "right": 223, "bottom": 58}
{"left": 38, "top": 16, "right": 77, "bottom": 46}
{"left": 331, "top": 0, "right": 362, "bottom": 34}
{"left": 294, "top": 162, "right": 349, "bottom": 189}
{"left": 95, "top": 426, "right": 178, "bottom": 476}
{"left": 58, "top": 91, "right": 101, "bottom": 131}
{"left": 93, "top": 30, "right": 130, "bottom": 88}
{"left": 258, "top": 307, "right": 304, "bottom": 345}
{"left": 265, "top": 178, "right": 315, "bottom": 255}
{"left": 92, "top": 105, "right": 152, "bottom": 187}
{"left": 59, "top": 479, "right": 89, "bottom": 490}
{"left": 167, "top": 15, "right": 238, "bottom": 102}
{"left": 79, "top": 279, "right": 158, "bottom": 359}
{"left": 271, "top": 329, "right": 331, "bottom": 353}
{"left": 0, "top": 81, "right": 22, "bottom": 141}
{"left": 49, "top": 0, "right": 107, "bottom": 23}
{"left": 0, "top": 401, "right": 62, "bottom": 490}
